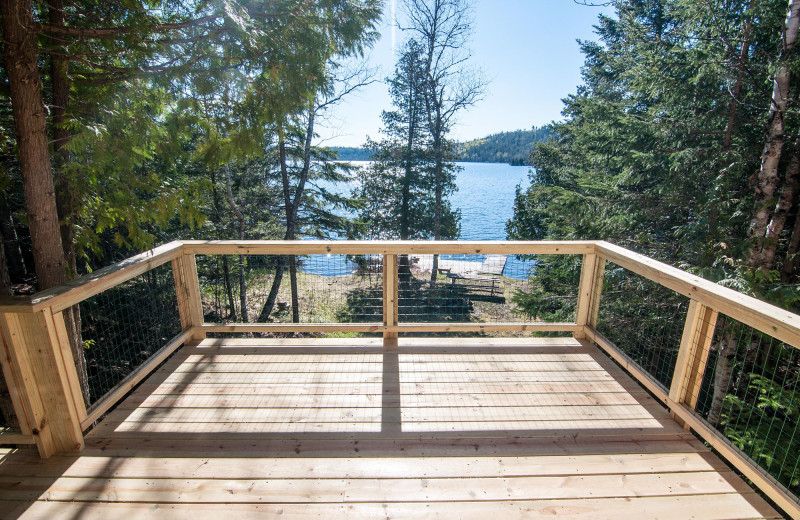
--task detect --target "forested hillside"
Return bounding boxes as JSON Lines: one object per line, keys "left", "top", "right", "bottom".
{"left": 457, "top": 126, "right": 552, "bottom": 165}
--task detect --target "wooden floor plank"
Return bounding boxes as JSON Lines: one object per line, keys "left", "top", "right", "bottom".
{"left": 8, "top": 494, "right": 782, "bottom": 520}
{"left": 0, "top": 449, "right": 726, "bottom": 479}
{"left": 0, "top": 470, "right": 759, "bottom": 503}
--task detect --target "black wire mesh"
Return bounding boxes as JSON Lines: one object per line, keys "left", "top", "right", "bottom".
{"left": 78, "top": 262, "right": 182, "bottom": 408}
{"left": 196, "top": 254, "right": 384, "bottom": 324}
{"left": 691, "top": 314, "right": 800, "bottom": 498}
{"left": 596, "top": 262, "right": 689, "bottom": 391}
{"left": 396, "top": 253, "right": 579, "bottom": 325}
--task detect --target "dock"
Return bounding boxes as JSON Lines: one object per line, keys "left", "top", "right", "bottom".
{"left": 410, "top": 254, "right": 508, "bottom": 277}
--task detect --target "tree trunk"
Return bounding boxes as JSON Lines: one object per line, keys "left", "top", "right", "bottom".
{"left": 1, "top": 0, "right": 67, "bottom": 290}
{"left": 259, "top": 108, "right": 316, "bottom": 324}
{"left": 288, "top": 256, "right": 300, "bottom": 323}
{"left": 762, "top": 138, "right": 800, "bottom": 270}
{"left": 221, "top": 255, "right": 237, "bottom": 321}
{"left": 48, "top": 0, "right": 89, "bottom": 404}
{"left": 277, "top": 127, "right": 300, "bottom": 324}
{"left": 723, "top": 2, "right": 753, "bottom": 151}
{"left": 224, "top": 164, "right": 247, "bottom": 322}
{"left": 399, "top": 58, "right": 418, "bottom": 284}
{"left": 704, "top": 3, "right": 754, "bottom": 267}
{"left": 0, "top": 207, "right": 29, "bottom": 280}
{"left": 430, "top": 130, "right": 443, "bottom": 286}
{"left": 259, "top": 261, "right": 286, "bottom": 322}
{"left": 747, "top": 0, "right": 800, "bottom": 268}
{"left": 780, "top": 202, "right": 800, "bottom": 281}
{"left": 708, "top": 333, "right": 736, "bottom": 426}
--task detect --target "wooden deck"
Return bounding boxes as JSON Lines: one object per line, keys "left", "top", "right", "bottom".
{"left": 0, "top": 337, "right": 782, "bottom": 519}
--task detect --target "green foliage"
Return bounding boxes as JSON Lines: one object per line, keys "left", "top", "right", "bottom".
{"left": 509, "top": 255, "right": 579, "bottom": 322}
{"left": 507, "top": 0, "right": 800, "bottom": 310}
{"left": 458, "top": 127, "right": 552, "bottom": 165}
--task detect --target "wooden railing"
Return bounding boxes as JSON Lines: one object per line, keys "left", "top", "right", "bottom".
{"left": 1, "top": 239, "right": 799, "bottom": 517}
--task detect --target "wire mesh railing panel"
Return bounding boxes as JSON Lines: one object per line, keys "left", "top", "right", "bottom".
{"left": 78, "top": 263, "right": 182, "bottom": 408}
{"left": 396, "top": 254, "right": 579, "bottom": 325}
{"left": 692, "top": 314, "right": 800, "bottom": 498}
{"left": 596, "top": 262, "right": 689, "bottom": 390}
{"left": 196, "top": 254, "right": 384, "bottom": 324}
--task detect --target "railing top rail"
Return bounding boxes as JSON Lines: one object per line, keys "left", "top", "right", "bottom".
{"left": 596, "top": 241, "right": 800, "bottom": 348}
{"left": 24, "top": 241, "right": 185, "bottom": 313}
{"left": 181, "top": 239, "right": 597, "bottom": 256}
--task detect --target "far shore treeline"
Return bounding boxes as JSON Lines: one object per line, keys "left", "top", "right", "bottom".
{"left": 333, "top": 126, "right": 552, "bottom": 165}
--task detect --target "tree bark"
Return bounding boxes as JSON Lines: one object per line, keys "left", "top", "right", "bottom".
{"left": 1, "top": 0, "right": 67, "bottom": 290}
{"left": 762, "top": 138, "right": 800, "bottom": 270}
{"left": 0, "top": 207, "right": 29, "bottom": 280}
{"left": 221, "top": 255, "right": 237, "bottom": 320}
{"left": 278, "top": 126, "right": 300, "bottom": 323}
{"left": 747, "top": 0, "right": 800, "bottom": 268}
{"left": 48, "top": 0, "right": 89, "bottom": 405}
{"left": 224, "top": 164, "right": 248, "bottom": 322}
{"left": 705, "top": 2, "right": 753, "bottom": 267}
{"left": 780, "top": 203, "right": 800, "bottom": 281}
{"left": 708, "top": 332, "right": 736, "bottom": 426}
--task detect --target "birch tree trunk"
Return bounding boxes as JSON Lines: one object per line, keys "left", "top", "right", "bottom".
{"left": 747, "top": 0, "right": 800, "bottom": 268}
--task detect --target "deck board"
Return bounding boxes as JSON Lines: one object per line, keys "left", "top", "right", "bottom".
{"left": 0, "top": 337, "right": 783, "bottom": 519}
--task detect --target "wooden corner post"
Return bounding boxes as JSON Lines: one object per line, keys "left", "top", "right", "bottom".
{"left": 0, "top": 307, "right": 86, "bottom": 458}
{"left": 669, "top": 299, "right": 718, "bottom": 411}
{"left": 383, "top": 254, "right": 399, "bottom": 346}
{"left": 574, "top": 253, "right": 605, "bottom": 339}
{"left": 172, "top": 252, "right": 206, "bottom": 343}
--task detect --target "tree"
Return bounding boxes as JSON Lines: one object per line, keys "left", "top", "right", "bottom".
{"left": 402, "top": 0, "right": 484, "bottom": 281}
{"left": 356, "top": 40, "right": 460, "bottom": 259}
{"left": 259, "top": 64, "right": 375, "bottom": 322}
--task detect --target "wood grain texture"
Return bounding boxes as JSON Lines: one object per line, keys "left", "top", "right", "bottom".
{"left": 0, "top": 337, "right": 780, "bottom": 520}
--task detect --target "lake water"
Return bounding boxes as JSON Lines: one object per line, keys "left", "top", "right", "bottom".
{"left": 300, "top": 162, "right": 534, "bottom": 278}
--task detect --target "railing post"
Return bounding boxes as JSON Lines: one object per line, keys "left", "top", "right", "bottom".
{"left": 172, "top": 252, "right": 206, "bottom": 342}
{"left": 0, "top": 306, "right": 85, "bottom": 458}
{"left": 383, "top": 254, "right": 399, "bottom": 346}
{"left": 574, "top": 253, "right": 605, "bottom": 338}
{"left": 669, "top": 300, "right": 718, "bottom": 411}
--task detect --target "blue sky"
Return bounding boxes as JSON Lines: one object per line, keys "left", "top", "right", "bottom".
{"left": 317, "top": 1, "right": 614, "bottom": 147}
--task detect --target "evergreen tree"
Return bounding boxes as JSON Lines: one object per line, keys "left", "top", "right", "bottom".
{"left": 356, "top": 39, "right": 459, "bottom": 244}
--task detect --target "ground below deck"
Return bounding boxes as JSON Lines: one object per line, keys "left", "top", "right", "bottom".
{"left": 0, "top": 337, "right": 783, "bottom": 519}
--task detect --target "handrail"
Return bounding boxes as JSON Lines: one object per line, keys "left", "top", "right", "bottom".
{"left": 181, "top": 239, "right": 596, "bottom": 256}
{"left": 25, "top": 241, "right": 185, "bottom": 313}
{"left": 596, "top": 241, "right": 800, "bottom": 348}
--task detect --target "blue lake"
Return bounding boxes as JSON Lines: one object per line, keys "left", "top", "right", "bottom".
{"left": 300, "top": 162, "right": 534, "bottom": 278}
